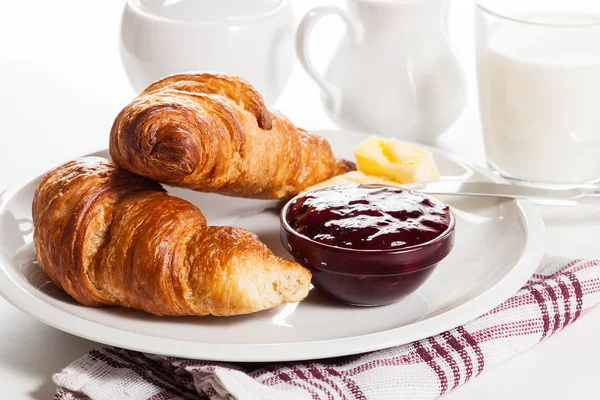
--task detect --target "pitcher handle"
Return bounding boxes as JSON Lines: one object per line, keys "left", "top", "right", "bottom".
{"left": 295, "top": 7, "right": 363, "bottom": 115}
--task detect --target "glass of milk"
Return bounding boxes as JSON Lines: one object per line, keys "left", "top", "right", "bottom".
{"left": 476, "top": 0, "right": 600, "bottom": 187}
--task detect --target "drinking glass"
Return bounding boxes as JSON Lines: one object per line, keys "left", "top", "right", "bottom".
{"left": 476, "top": 0, "right": 600, "bottom": 187}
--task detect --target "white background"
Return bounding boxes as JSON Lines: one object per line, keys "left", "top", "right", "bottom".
{"left": 1, "top": 0, "right": 599, "bottom": 398}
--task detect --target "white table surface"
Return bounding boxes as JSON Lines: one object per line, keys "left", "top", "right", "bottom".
{"left": 1, "top": 1, "right": 599, "bottom": 399}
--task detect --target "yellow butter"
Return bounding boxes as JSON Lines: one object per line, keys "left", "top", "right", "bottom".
{"left": 302, "top": 171, "right": 399, "bottom": 193}
{"left": 354, "top": 136, "right": 440, "bottom": 184}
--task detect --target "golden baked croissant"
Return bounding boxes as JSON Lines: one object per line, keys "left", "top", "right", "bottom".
{"left": 32, "top": 157, "right": 311, "bottom": 316}
{"left": 109, "top": 73, "right": 355, "bottom": 199}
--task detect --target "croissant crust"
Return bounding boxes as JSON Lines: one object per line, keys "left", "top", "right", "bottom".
{"left": 32, "top": 157, "right": 311, "bottom": 316}
{"left": 109, "top": 73, "right": 355, "bottom": 199}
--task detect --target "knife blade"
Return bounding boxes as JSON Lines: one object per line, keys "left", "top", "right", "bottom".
{"left": 398, "top": 181, "right": 599, "bottom": 205}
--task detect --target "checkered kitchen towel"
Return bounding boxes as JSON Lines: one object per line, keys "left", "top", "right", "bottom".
{"left": 54, "top": 256, "right": 600, "bottom": 400}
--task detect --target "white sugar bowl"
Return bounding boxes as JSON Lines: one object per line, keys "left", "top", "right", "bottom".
{"left": 120, "top": 0, "right": 296, "bottom": 105}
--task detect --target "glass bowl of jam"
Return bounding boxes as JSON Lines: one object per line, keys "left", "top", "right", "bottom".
{"left": 280, "top": 184, "right": 455, "bottom": 306}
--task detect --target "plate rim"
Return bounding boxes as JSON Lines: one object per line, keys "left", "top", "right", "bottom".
{"left": 0, "top": 130, "right": 546, "bottom": 362}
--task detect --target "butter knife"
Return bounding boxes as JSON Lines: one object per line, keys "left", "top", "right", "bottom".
{"left": 399, "top": 181, "right": 600, "bottom": 205}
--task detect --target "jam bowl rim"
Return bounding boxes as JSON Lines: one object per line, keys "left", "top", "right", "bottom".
{"left": 280, "top": 183, "right": 456, "bottom": 256}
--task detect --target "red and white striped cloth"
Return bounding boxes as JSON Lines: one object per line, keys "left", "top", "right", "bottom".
{"left": 54, "top": 256, "right": 600, "bottom": 400}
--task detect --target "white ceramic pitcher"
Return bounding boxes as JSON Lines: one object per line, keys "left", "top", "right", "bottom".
{"left": 296, "top": 0, "right": 465, "bottom": 143}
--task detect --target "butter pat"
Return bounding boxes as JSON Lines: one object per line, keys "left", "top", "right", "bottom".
{"left": 354, "top": 136, "right": 440, "bottom": 183}
{"left": 302, "top": 171, "right": 399, "bottom": 193}
{"left": 304, "top": 136, "right": 441, "bottom": 192}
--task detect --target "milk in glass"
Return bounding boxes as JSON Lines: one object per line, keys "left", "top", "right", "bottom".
{"left": 477, "top": 12, "right": 600, "bottom": 184}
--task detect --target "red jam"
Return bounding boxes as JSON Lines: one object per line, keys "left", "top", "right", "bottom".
{"left": 280, "top": 184, "right": 456, "bottom": 306}
{"left": 286, "top": 185, "right": 451, "bottom": 250}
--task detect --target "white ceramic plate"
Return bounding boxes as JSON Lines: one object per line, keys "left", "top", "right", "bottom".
{"left": 0, "top": 131, "right": 545, "bottom": 362}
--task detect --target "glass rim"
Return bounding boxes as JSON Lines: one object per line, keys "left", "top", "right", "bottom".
{"left": 476, "top": 0, "right": 600, "bottom": 28}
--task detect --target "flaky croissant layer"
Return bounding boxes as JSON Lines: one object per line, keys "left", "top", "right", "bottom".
{"left": 109, "top": 73, "right": 354, "bottom": 199}
{"left": 32, "top": 157, "right": 311, "bottom": 316}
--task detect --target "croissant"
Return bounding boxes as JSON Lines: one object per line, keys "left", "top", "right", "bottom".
{"left": 109, "top": 73, "right": 355, "bottom": 199}
{"left": 32, "top": 157, "right": 311, "bottom": 316}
